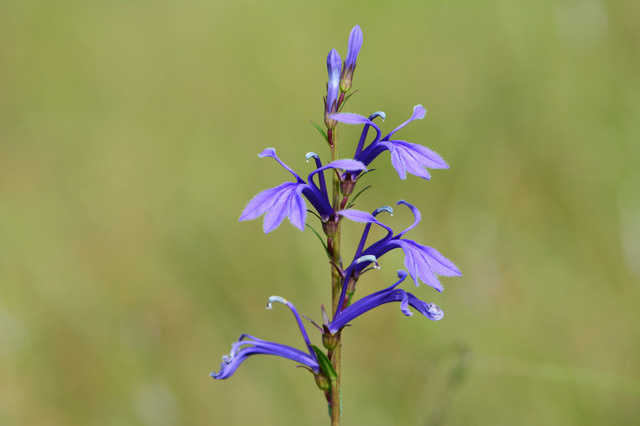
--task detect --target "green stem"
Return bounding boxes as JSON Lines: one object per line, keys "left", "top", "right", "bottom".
{"left": 328, "top": 127, "right": 342, "bottom": 426}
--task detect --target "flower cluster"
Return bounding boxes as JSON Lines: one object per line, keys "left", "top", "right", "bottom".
{"left": 211, "top": 25, "right": 461, "bottom": 421}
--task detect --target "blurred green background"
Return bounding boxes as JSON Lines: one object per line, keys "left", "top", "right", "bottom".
{"left": 1, "top": 0, "right": 639, "bottom": 425}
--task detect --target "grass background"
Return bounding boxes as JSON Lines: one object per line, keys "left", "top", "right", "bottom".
{"left": 1, "top": 0, "right": 639, "bottom": 425}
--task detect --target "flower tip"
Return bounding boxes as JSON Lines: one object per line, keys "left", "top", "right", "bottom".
{"left": 349, "top": 25, "right": 363, "bottom": 46}
{"left": 267, "top": 296, "right": 288, "bottom": 309}
{"left": 356, "top": 254, "right": 378, "bottom": 266}
{"left": 373, "top": 206, "right": 394, "bottom": 217}
{"left": 258, "top": 148, "right": 276, "bottom": 158}
{"left": 413, "top": 105, "right": 427, "bottom": 120}
{"left": 370, "top": 111, "right": 386, "bottom": 122}
{"left": 327, "top": 49, "right": 342, "bottom": 70}
{"left": 426, "top": 303, "right": 444, "bottom": 321}
{"left": 305, "top": 152, "right": 319, "bottom": 162}
{"left": 397, "top": 270, "right": 408, "bottom": 280}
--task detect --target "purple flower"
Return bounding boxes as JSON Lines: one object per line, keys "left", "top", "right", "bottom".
{"left": 240, "top": 148, "right": 366, "bottom": 233}
{"left": 326, "top": 271, "right": 443, "bottom": 334}
{"left": 340, "top": 25, "right": 363, "bottom": 92}
{"left": 336, "top": 200, "right": 461, "bottom": 312}
{"left": 211, "top": 296, "right": 319, "bottom": 380}
{"left": 324, "top": 49, "right": 342, "bottom": 129}
{"left": 331, "top": 105, "right": 449, "bottom": 180}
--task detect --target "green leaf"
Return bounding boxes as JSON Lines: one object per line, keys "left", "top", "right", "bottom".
{"left": 306, "top": 223, "right": 330, "bottom": 258}
{"left": 338, "top": 90, "right": 358, "bottom": 112}
{"left": 312, "top": 345, "right": 337, "bottom": 381}
{"left": 310, "top": 121, "right": 329, "bottom": 142}
{"left": 350, "top": 185, "right": 371, "bottom": 204}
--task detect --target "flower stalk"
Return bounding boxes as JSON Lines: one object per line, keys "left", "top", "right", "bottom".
{"left": 211, "top": 24, "right": 461, "bottom": 426}
{"left": 328, "top": 117, "right": 343, "bottom": 426}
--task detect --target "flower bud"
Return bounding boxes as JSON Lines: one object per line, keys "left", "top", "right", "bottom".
{"left": 324, "top": 49, "right": 342, "bottom": 129}
{"left": 340, "top": 25, "right": 363, "bottom": 92}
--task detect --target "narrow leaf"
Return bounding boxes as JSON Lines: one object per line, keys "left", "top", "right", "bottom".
{"left": 312, "top": 345, "right": 337, "bottom": 381}
{"left": 350, "top": 184, "right": 371, "bottom": 204}
{"left": 338, "top": 91, "right": 358, "bottom": 112}
{"left": 306, "top": 223, "right": 330, "bottom": 258}
{"left": 310, "top": 121, "right": 329, "bottom": 142}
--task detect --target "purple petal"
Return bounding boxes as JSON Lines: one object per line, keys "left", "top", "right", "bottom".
{"left": 396, "top": 240, "right": 443, "bottom": 291}
{"left": 405, "top": 295, "right": 445, "bottom": 321}
{"left": 421, "top": 246, "right": 462, "bottom": 277}
{"left": 305, "top": 160, "right": 367, "bottom": 208}
{"left": 379, "top": 141, "right": 448, "bottom": 180}
{"left": 345, "top": 25, "right": 363, "bottom": 68}
{"left": 339, "top": 209, "right": 377, "bottom": 224}
{"left": 239, "top": 186, "right": 282, "bottom": 221}
{"left": 240, "top": 182, "right": 306, "bottom": 233}
{"left": 307, "top": 159, "right": 367, "bottom": 184}
{"left": 267, "top": 296, "right": 318, "bottom": 365}
{"left": 400, "top": 292, "right": 412, "bottom": 316}
{"left": 263, "top": 185, "right": 306, "bottom": 233}
{"left": 326, "top": 49, "right": 342, "bottom": 112}
{"left": 324, "top": 159, "right": 367, "bottom": 172}
{"left": 395, "top": 240, "right": 461, "bottom": 291}
{"left": 395, "top": 200, "right": 422, "bottom": 237}
{"left": 287, "top": 186, "right": 307, "bottom": 231}
{"left": 384, "top": 105, "right": 427, "bottom": 140}
{"left": 327, "top": 271, "right": 443, "bottom": 333}
{"left": 330, "top": 113, "right": 373, "bottom": 125}
{"left": 211, "top": 334, "right": 319, "bottom": 380}
{"left": 258, "top": 148, "right": 304, "bottom": 182}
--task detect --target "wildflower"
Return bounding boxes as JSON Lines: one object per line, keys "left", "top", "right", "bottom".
{"left": 340, "top": 25, "right": 363, "bottom": 92}
{"left": 211, "top": 296, "right": 319, "bottom": 380}
{"left": 336, "top": 200, "right": 461, "bottom": 312}
{"left": 331, "top": 105, "right": 449, "bottom": 180}
{"left": 240, "top": 148, "right": 366, "bottom": 233}
{"left": 326, "top": 270, "right": 444, "bottom": 334}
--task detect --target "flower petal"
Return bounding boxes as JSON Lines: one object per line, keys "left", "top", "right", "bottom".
{"left": 323, "top": 159, "right": 367, "bottom": 172}
{"left": 344, "top": 25, "right": 363, "bottom": 69}
{"left": 330, "top": 112, "right": 374, "bottom": 125}
{"left": 267, "top": 296, "right": 318, "bottom": 365}
{"left": 395, "top": 200, "right": 421, "bottom": 237}
{"left": 258, "top": 148, "right": 305, "bottom": 182}
{"left": 338, "top": 209, "right": 376, "bottom": 224}
{"left": 240, "top": 182, "right": 306, "bottom": 233}
{"left": 383, "top": 105, "right": 427, "bottom": 140}
{"left": 327, "top": 271, "right": 443, "bottom": 333}
{"left": 379, "top": 141, "right": 448, "bottom": 180}
{"left": 211, "top": 334, "right": 319, "bottom": 380}
{"left": 263, "top": 184, "right": 306, "bottom": 233}
{"left": 395, "top": 240, "right": 461, "bottom": 291}
{"left": 326, "top": 49, "right": 342, "bottom": 113}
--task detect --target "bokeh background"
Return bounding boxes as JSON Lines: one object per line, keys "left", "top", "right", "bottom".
{"left": 2, "top": 0, "right": 639, "bottom": 425}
